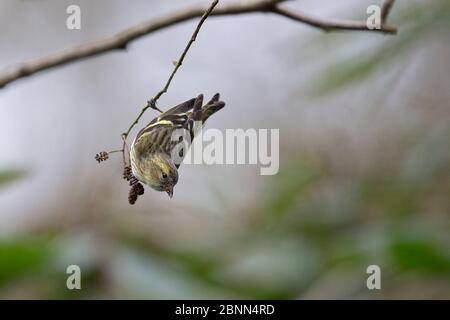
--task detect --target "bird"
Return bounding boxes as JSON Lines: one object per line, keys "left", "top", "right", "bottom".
{"left": 129, "top": 93, "right": 225, "bottom": 198}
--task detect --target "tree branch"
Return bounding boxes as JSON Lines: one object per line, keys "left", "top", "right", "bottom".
{"left": 273, "top": 3, "right": 396, "bottom": 33}
{"left": 0, "top": 0, "right": 397, "bottom": 89}
{"left": 381, "top": 0, "right": 396, "bottom": 24}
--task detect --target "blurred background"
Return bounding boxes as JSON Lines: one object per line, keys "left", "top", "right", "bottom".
{"left": 0, "top": 0, "right": 449, "bottom": 299}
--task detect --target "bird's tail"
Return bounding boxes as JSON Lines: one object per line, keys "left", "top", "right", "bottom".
{"left": 201, "top": 93, "right": 226, "bottom": 123}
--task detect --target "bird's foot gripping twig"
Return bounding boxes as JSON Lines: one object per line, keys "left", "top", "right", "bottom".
{"left": 147, "top": 98, "right": 164, "bottom": 114}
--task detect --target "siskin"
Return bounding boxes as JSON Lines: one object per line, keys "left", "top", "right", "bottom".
{"left": 130, "top": 93, "right": 225, "bottom": 198}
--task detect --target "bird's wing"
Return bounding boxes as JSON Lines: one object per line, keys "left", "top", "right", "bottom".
{"left": 133, "top": 112, "right": 196, "bottom": 160}
{"left": 134, "top": 95, "right": 204, "bottom": 147}
{"left": 132, "top": 94, "right": 223, "bottom": 164}
{"left": 135, "top": 112, "right": 192, "bottom": 141}
{"left": 160, "top": 97, "right": 196, "bottom": 116}
{"left": 133, "top": 124, "right": 178, "bottom": 157}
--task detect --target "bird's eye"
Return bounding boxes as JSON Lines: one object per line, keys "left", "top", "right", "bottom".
{"left": 162, "top": 173, "right": 168, "bottom": 179}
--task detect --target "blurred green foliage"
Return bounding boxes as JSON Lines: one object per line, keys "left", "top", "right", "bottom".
{"left": 0, "top": 240, "right": 50, "bottom": 285}
{"left": 390, "top": 240, "right": 450, "bottom": 274}
{"left": 0, "top": 170, "right": 25, "bottom": 188}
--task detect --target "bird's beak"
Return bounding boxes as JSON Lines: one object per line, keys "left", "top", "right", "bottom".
{"left": 166, "top": 186, "right": 173, "bottom": 198}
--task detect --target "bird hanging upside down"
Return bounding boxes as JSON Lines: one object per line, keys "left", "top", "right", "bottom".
{"left": 130, "top": 93, "right": 225, "bottom": 198}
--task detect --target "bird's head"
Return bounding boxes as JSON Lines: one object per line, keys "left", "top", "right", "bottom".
{"left": 132, "top": 152, "right": 178, "bottom": 198}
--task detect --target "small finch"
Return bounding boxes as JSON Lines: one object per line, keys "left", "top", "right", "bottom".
{"left": 130, "top": 93, "right": 225, "bottom": 198}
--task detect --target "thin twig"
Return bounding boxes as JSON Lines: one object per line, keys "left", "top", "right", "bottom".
{"left": 381, "top": 0, "right": 396, "bottom": 24}
{"left": 152, "top": 0, "right": 219, "bottom": 105}
{"left": 0, "top": 0, "right": 397, "bottom": 89}
{"left": 121, "top": 133, "right": 130, "bottom": 166}
{"left": 120, "top": 0, "right": 219, "bottom": 166}
{"left": 107, "top": 149, "right": 124, "bottom": 154}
